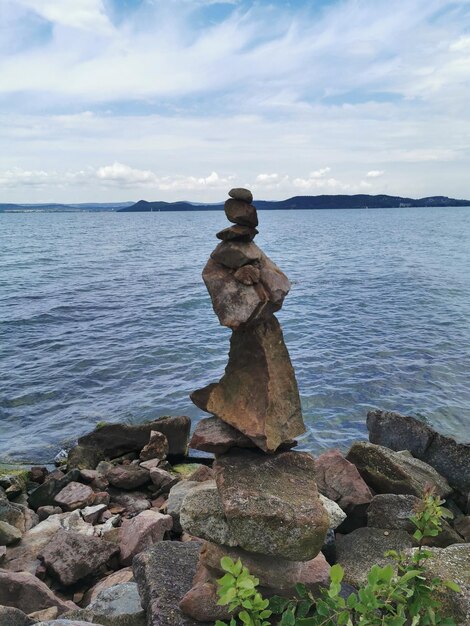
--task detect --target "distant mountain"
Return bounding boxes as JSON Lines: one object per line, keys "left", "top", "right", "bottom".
{"left": 0, "top": 202, "right": 133, "bottom": 213}
{"left": 119, "top": 194, "right": 470, "bottom": 212}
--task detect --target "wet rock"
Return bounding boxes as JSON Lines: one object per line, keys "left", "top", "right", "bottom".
{"left": 67, "top": 445, "right": 105, "bottom": 471}
{"left": 211, "top": 241, "right": 261, "bottom": 269}
{"left": 224, "top": 198, "right": 258, "bottom": 227}
{"left": 367, "top": 410, "right": 470, "bottom": 495}
{"left": 0, "top": 520, "right": 22, "bottom": 545}
{"left": 234, "top": 264, "right": 260, "bottom": 285}
{"left": 0, "top": 570, "right": 73, "bottom": 614}
{"left": 167, "top": 481, "right": 199, "bottom": 534}
{"left": 216, "top": 225, "right": 258, "bottom": 242}
{"left": 0, "top": 606, "right": 36, "bottom": 626}
{"left": 319, "top": 494, "right": 347, "bottom": 529}
{"left": 140, "top": 430, "right": 169, "bottom": 462}
{"left": 77, "top": 416, "right": 191, "bottom": 460}
{"left": 133, "top": 540, "right": 208, "bottom": 626}
{"left": 54, "top": 482, "right": 94, "bottom": 511}
{"left": 64, "top": 582, "right": 145, "bottom": 626}
{"left": 189, "top": 417, "right": 256, "bottom": 455}
{"left": 180, "top": 480, "right": 237, "bottom": 546}
{"left": 37, "top": 506, "right": 63, "bottom": 521}
{"left": 106, "top": 465, "right": 150, "bottom": 490}
{"left": 83, "top": 568, "right": 134, "bottom": 606}
{"left": 192, "top": 317, "right": 304, "bottom": 452}
{"left": 214, "top": 449, "right": 329, "bottom": 560}
{"left": 228, "top": 187, "right": 253, "bottom": 204}
{"left": 179, "top": 582, "right": 232, "bottom": 622}
{"left": 336, "top": 527, "right": 412, "bottom": 587}
{"left": 315, "top": 448, "right": 373, "bottom": 516}
{"left": 28, "top": 470, "right": 80, "bottom": 510}
{"left": 119, "top": 510, "right": 173, "bottom": 566}
{"left": 346, "top": 442, "right": 452, "bottom": 498}
{"left": 367, "top": 494, "right": 463, "bottom": 547}
{"left": 39, "top": 530, "right": 119, "bottom": 586}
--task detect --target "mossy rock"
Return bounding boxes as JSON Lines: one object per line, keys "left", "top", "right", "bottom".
{"left": 171, "top": 463, "right": 205, "bottom": 478}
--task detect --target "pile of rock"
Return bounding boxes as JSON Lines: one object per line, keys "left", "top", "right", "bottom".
{"left": 178, "top": 189, "right": 331, "bottom": 621}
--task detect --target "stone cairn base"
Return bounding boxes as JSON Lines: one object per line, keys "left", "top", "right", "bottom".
{"left": 179, "top": 188, "right": 330, "bottom": 622}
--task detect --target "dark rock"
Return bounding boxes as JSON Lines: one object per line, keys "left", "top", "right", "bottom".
{"left": 149, "top": 468, "right": 179, "bottom": 493}
{"left": 224, "top": 198, "right": 258, "bottom": 227}
{"left": 67, "top": 445, "right": 105, "bottom": 471}
{"left": 63, "top": 582, "right": 145, "bottom": 626}
{"left": 336, "top": 527, "right": 413, "bottom": 587}
{"left": 30, "top": 467, "right": 49, "bottom": 484}
{"left": 54, "top": 482, "right": 95, "bottom": 511}
{"left": 0, "top": 606, "right": 36, "bottom": 626}
{"left": 133, "top": 540, "right": 209, "bottom": 626}
{"left": 0, "top": 499, "right": 26, "bottom": 531}
{"left": 189, "top": 416, "right": 257, "bottom": 455}
{"left": 28, "top": 470, "right": 80, "bottom": 510}
{"left": 192, "top": 317, "right": 304, "bottom": 452}
{"left": 346, "top": 441, "right": 452, "bottom": 498}
{"left": 228, "top": 187, "right": 253, "bottom": 203}
{"left": 234, "top": 264, "right": 260, "bottom": 285}
{"left": 37, "top": 506, "right": 63, "bottom": 521}
{"left": 216, "top": 225, "right": 258, "bottom": 242}
{"left": 0, "top": 569, "right": 73, "bottom": 614}
{"left": 106, "top": 465, "right": 150, "bottom": 490}
{"left": 367, "top": 410, "right": 470, "bottom": 495}
{"left": 454, "top": 516, "right": 470, "bottom": 541}
{"left": 214, "top": 449, "right": 329, "bottom": 560}
{"left": 367, "top": 494, "right": 463, "bottom": 547}
{"left": 140, "top": 431, "right": 169, "bottom": 462}
{"left": 211, "top": 241, "right": 261, "bottom": 269}
{"left": 119, "top": 510, "right": 173, "bottom": 566}
{"left": 38, "top": 530, "right": 119, "bottom": 586}
{"left": 77, "top": 416, "right": 191, "bottom": 460}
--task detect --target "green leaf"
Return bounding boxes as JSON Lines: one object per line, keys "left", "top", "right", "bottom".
{"left": 220, "top": 557, "right": 235, "bottom": 573}
{"left": 280, "top": 609, "right": 296, "bottom": 626}
{"left": 259, "top": 610, "right": 272, "bottom": 619}
{"left": 295, "top": 582, "right": 309, "bottom": 598}
{"left": 269, "top": 596, "right": 290, "bottom": 613}
{"left": 330, "top": 563, "right": 344, "bottom": 585}
{"left": 413, "top": 529, "right": 424, "bottom": 541}
{"left": 337, "top": 610, "right": 350, "bottom": 625}
{"left": 296, "top": 599, "right": 313, "bottom": 618}
{"left": 444, "top": 580, "right": 461, "bottom": 593}
{"left": 346, "top": 593, "right": 357, "bottom": 609}
{"left": 214, "top": 621, "right": 227, "bottom": 626}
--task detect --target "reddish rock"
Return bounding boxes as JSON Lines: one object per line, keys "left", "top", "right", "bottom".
{"left": 224, "top": 198, "right": 258, "bottom": 227}
{"left": 189, "top": 416, "right": 257, "bottom": 455}
{"left": 54, "top": 481, "right": 95, "bottom": 511}
{"left": 149, "top": 467, "right": 179, "bottom": 492}
{"left": 83, "top": 567, "right": 134, "bottom": 605}
{"left": 106, "top": 465, "right": 150, "bottom": 490}
{"left": 0, "top": 569, "right": 75, "bottom": 614}
{"left": 81, "top": 504, "right": 108, "bottom": 524}
{"left": 139, "top": 430, "right": 169, "bottom": 462}
{"left": 192, "top": 317, "right": 304, "bottom": 452}
{"left": 180, "top": 582, "right": 232, "bottom": 622}
{"left": 38, "top": 530, "right": 119, "bottom": 586}
{"left": 315, "top": 448, "right": 373, "bottom": 515}
{"left": 120, "top": 510, "right": 173, "bottom": 566}
{"left": 109, "top": 491, "right": 151, "bottom": 515}
{"left": 211, "top": 241, "right": 261, "bottom": 269}
{"left": 216, "top": 225, "right": 258, "bottom": 242}
{"left": 29, "top": 467, "right": 48, "bottom": 484}
{"left": 228, "top": 187, "right": 253, "bottom": 203}
{"left": 93, "top": 491, "right": 110, "bottom": 506}
{"left": 187, "top": 465, "right": 214, "bottom": 482}
{"left": 234, "top": 264, "right": 260, "bottom": 285}
{"left": 80, "top": 469, "right": 98, "bottom": 483}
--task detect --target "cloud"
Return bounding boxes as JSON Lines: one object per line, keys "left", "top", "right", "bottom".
{"left": 366, "top": 170, "right": 385, "bottom": 178}
{"left": 13, "top": 0, "right": 113, "bottom": 34}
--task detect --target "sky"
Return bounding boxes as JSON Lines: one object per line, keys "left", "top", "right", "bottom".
{"left": 0, "top": 0, "right": 469, "bottom": 203}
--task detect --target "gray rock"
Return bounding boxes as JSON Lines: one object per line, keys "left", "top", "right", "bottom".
{"left": 37, "top": 506, "right": 63, "bottom": 521}
{"left": 210, "top": 241, "right": 261, "bottom": 269}
{"left": 0, "top": 499, "right": 26, "bottom": 531}
{"left": 367, "top": 493, "right": 464, "bottom": 547}
{"left": 54, "top": 482, "right": 94, "bottom": 511}
{"left": 83, "top": 568, "right": 134, "bottom": 606}
{"left": 0, "top": 605, "right": 36, "bottom": 626}
{"left": 119, "top": 510, "right": 173, "bottom": 566}
{"left": 35, "top": 621, "right": 104, "bottom": 625}
{"left": 216, "top": 225, "right": 258, "bottom": 242}
{"left": 28, "top": 470, "right": 80, "bottom": 510}
{"left": 224, "top": 198, "right": 258, "bottom": 227}
{"left": 180, "top": 480, "right": 237, "bottom": 546}
{"left": 346, "top": 441, "right": 452, "bottom": 498}
{"left": 0, "top": 570, "right": 74, "bottom": 614}
{"left": 133, "top": 540, "right": 209, "bottom": 626}
{"left": 228, "top": 187, "right": 253, "bottom": 203}
{"left": 66, "top": 444, "right": 105, "bottom": 471}
{"left": 64, "top": 582, "right": 145, "bottom": 626}
{"left": 367, "top": 409, "right": 470, "bottom": 495}
{"left": 318, "top": 494, "right": 347, "bottom": 530}
{"left": 0, "top": 520, "right": 22, "bottom": 545}
{"left": 167, "top": 481, "right": 199, "bottom": 534}
{"left": 336, "top": 527, "right": 413, "bottom": 587}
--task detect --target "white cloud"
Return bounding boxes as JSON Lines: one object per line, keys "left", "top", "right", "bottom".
{"left": 96, "top": 163, "right": 158, "bottom": 186}
{"left": 14, "top": 0, "right": 113, "bottom": 34}
{"left": 366, "top": 170, "right": 385, "bottom": 178}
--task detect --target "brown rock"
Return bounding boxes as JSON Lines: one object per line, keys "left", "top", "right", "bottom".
{"left": 83, "top": 567, "right": 134, "bottom": 605}
{"left": 189, "top": 416, "right": 257, "bottom": 455}
{"left": 139, "top": 430, "right": 169, "bottom": 462}
{"left": 180, "top": 582, "right": 232, "bottom": 622}
{"left": 109, "top": 490, "right": 151, "bottom": 515}
{"left": 224, "top": 198, "right": 258, "bottom": 227}
{"left": 106, "top": 465, "right": 150, "bottom": 490}
{"left": 29, "top": 467, "right": 48, "bottom": 484}
{"left": 54, "top": 482, "right": 95, "bottom": 511}
{"left": 38, "top": 530, "right": 119, "bottom": 586}
{"left": 454, "top": 516, "right": 470, "bottom": 542}
{"left": 80, "top": 469, "right": 98, "bottom": 483}
{"left": 29, "top": 606, "right": 59, "bottom": 621}
{"left": 140, "top": 458, "right": 162, "bottom": 470}
{"left": 92, "top": 491, "right": 110, "bottom": 507}
{"left": 234, "top": 264, "right": 260, "bottom": 285}
{"left": 0, "top": 569, "right": 74, "bottom": 614}
{"left": 214, "top": 449, "right": 329, "bottom": 560}
{"left": 119, "top": 510, "right": 173, "bottom": 566}
{"left": 192, "top": 316, "right": 304, "bottom": 452}
{"left": 149, "top": 467, "right": 180, "bottom": 493}
{"left": 186, "top": 465, "right": 214, "bottom": 482}
{"left": 228, "top": 187, "right": 253, "bottom": 203}
{"left": 211, "top": 241, "right": 261, "bottom": 269}
{"left": 315, "top": 448, "right": 373, "bottom": 515}
{"left": 216, "top": 225, "right": 258, "bottom": 242}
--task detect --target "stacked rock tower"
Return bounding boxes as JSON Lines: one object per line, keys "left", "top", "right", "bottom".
{"left": 180, "top": 188, "right": 330, "bottom": 620}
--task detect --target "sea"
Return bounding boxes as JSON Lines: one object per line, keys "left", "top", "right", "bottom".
{"left": 1, "top": 207, "right": 469, "bottom": 464}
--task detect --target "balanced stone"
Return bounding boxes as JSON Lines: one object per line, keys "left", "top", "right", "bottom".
{"left": 216, "top": 225, "right": 258, "bottom": 242}
{"left": 224, "top": 198, "right": 258, "bottom": 227}
{"left": 213, "top": 449, "right": 329, "bottom": 560}
{"left": 189, "top": 416, "right": 257, "bottom": 455}
{"left": 211, "top": 241, "right": 261, "bottom": 269}
{"left": 191, "top": 316, "right": 304, "bottom": 452}
{"left": 234, "top": 264, "right": 260, "bottom": 285}
{"left": 228, "top": 187, "right": 253, "bottom": 203}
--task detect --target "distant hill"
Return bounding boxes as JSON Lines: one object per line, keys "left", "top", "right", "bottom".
{"left": 0, "top": 202, "right": 133, "bottom": 213}
{"left": 119, "top": 195, "right": 470, "bottom": 212}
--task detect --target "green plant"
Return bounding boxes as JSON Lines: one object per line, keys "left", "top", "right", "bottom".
{"left": 215, "top": 556, "right": 272, "bottom": 626}
{"left": 216, "top": 488, "right": 461, "bottom": 626}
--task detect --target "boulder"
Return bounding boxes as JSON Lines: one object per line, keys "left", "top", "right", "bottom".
{"left": 179, "top": 582, "right": 232, "bottom": 622}
{"left": 0, "top": 499, "right": 26, "bottom": 531}
{"left": 186, "top": 465, "right": 214, "bottom": 482}
{"left": 214, "top": 449, "right": 329, "bottom": 560}
{"left": 106, "top": 465, "right": 150, "bottom": 490}
{"left": 64, "top": 582, "right": 145, "bottom": 626}
{"left": 81, "top": 504, "right": 107, "bottom": 524}
{"left": 77, "top": 416, "right": 191, "bottom": 459}
{"left": 315, "top": 448, "right": 373, "bottom": 515}
{"left": 140, "top": 431, "right": 169, "bottom": 462}
{"left": 192, "top": 317, "right": 304, "bottom": 452}
{"left": 367, "top": 494, "right": 463, "bottom": 547}
{"left": 216, "top": 225, "right": 258, "bottom": 242}
{"left": 180, "top": 480, "right": 237, "bottom": 546}
{"left": 346, "top": 442, "right": 452, "bottom": 498}
{"left": 234, "top": 264, "right": 260, "bottom": 285}
{"left": 119, "top": 510, "right": 173, "bottom": 566}
{"left": 454, "top": 516, "right": 470, "bottom": 542}
{"left": 319, "top": 494, "right": 347, "bottom": 529}
{"left": 109, "top": 490, "right": 150, "bottom": 516}
{"left": 189, "top": 417, "right": 256, "bottom": 455}
{"left": 54, "top": 482, "right": 94, "bottom": 511}
{"left": 37, "top": 506, "right": 63, "bottom": 521}
{"left": 228, "top": 188, "right": 253, "bottom": 203}
{"left": 83, "top": 568, "right": 134, "bottom": 606}
{"left": 38, "top": 530, "right": 119, "bottom": 586}
{"left": 149, "top": 468, "right": 179, "bottom": 492}
{"left": 28, "top": 470, "right": 80, "bottom": 510}
{"left": 167, "top": 481, "right": 199, "bottom": 534}
{"left": 211, "top": 241, "right": 261, "bottom": 269}
{"left": 66, "top": 445, "right": 105, "bottom": 471}
{"left": 0, "top": 520, "right": 22, "bottom": 545}
{"left": 336, "top": 527, "right": 413, "bottom": 587}
{"left": 0, "top": 606, "right": 36, "bottom": 626}
{"left": 224, "top": 198, "right": 258, "bottom": 227}
{"left": 201, "top": 253, "right": 290, "bottom": 330}
{"left": 367, "top": 410, "right": 470, "bottom": 495}
{"left": 133, "top": 540, "right": 209, "bottom": 626}
{"left": 0, "top": 570, "right": 73, "bottom": 614}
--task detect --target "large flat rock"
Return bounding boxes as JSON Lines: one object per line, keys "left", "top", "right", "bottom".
{"left": 0, "top": 570, "right": 74, "bottom": 615}
{"left": 214, "top": 449, "right": 329, "bottom": 560}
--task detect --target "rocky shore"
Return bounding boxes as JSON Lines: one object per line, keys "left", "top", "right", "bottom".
{"left": 1, "top": 188, "right": 469, "bottom": 626}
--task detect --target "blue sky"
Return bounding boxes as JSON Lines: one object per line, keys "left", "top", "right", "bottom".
{"left": 0, "top": 0, "right": 469, "bottom": 202}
